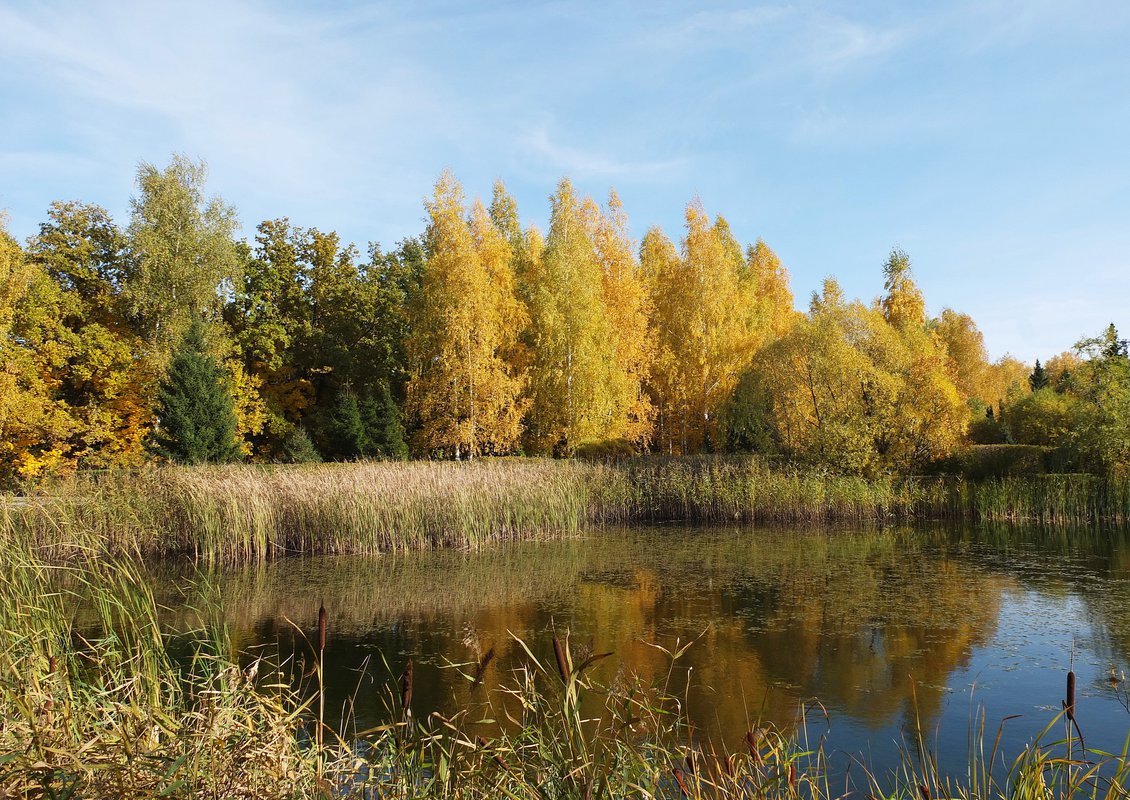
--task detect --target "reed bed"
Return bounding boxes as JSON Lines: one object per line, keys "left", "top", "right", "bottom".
{"left": 2, "top": 457, "right": 1128, "bottom": 563}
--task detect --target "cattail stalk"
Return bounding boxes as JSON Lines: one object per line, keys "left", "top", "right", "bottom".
{"left": 673, "top": 768, "right": 689, "bottom": 796}
{"left": 471, "top": 647, "right": 495, "bottom": 690}
{"left": 316, "top": 601, "right": 327, "bottom": 777}
{"left": 401, "top": 659, "right": 414, "bottom": 717}
{"left": 553, "top": 634, "right": 570, "bottom": 683}
{"left": 1065, "top": 670, "right": 1076, "bottom": 721}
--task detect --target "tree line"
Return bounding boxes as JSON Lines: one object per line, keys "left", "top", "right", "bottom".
{"left": 1, "top": 155, "right": 1126, "bottom": 483}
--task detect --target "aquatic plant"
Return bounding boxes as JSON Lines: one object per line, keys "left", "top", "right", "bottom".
{"left": 2, "top": 458, "right": 1127, "bottom": 564}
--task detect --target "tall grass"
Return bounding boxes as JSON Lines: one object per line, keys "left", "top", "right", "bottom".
{"left": 2, "top": 457, "right": 1127, "bottom": 563}
{"left": 0, "top": 540, "right": 336, "bottom": 796}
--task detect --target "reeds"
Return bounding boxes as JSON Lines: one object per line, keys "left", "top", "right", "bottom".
{"left": 2, "top": 458, "right": 1127, "bottom": 564}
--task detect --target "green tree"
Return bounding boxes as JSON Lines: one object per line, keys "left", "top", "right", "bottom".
{"left": 360, "top": 381, "right": 408, "bottom": 459}
{"left": 280, "top": 425, "right": 321, "bottom": 463}
{"left": 1062, "top": 324, "right": 1130, "bottom": 474}
{"left": 152, "top": 319, "right": 242, "bottom": 464}
{"left": 1028, "top": 359, "right": 1049, "bottom": 391}
{"left": 317, "top": 386, "right": 366, "bottom": 460}
{"left": 126, "top": 154, "right": 241, "bottom": 357}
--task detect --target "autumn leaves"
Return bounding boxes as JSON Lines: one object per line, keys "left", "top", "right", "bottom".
{"left": 406, "top": 173, "right": 988, "bottom": 474}
{"left": 405, "top": 174, "right": 794, "bottom": 459}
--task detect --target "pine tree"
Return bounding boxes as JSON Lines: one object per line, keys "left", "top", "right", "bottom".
{"left": 1028, "top": 359, "right": 1049, "bottom": 391}
{"left": 152, "top": 319, "right": 242, "bottom": 464}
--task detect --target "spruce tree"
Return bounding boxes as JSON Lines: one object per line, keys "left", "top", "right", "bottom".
{"left": 152, "top": 319, "right": 242, "bottom": 464}
{"left": 280, "top": 425, "right": 321, "bottom": 463}
{"left": 318, "top": 387, "right": 366, "bottom": 460}
{"left": 360, "top": 381, "right": 408, "bottom": 459}
{"left": 1029, "top": 359, "right": 1049, "bottom": 391}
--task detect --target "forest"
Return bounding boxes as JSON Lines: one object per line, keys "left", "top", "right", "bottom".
{"left": 2, "top": 154, "right": 1127, "bottom": 486}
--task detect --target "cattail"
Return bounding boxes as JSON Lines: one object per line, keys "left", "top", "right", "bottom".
{"left": 471, "top": 646, "right": 495, "bottom": 690}
{"left": 789, "top": 763, "right": 797, "bottom": 790}
{"left": 400, "top": 659, "right": 414, "bottom": 713}
{"left": 919, "top": 784, "right": 931, "bottom": 800}
{"left": 746, "top": 730, "right": 763, "bottom": 765}
{"left": 47, "top": 655, "right": 56, "bottom": 675}
{"left": 685, "top": 754, "right": 696, "bottom": 776}
{"left": 722, "top": 754, "right": 734, "bottom": 778}
{"left": 317, "top": 602, "right": 327, "bottom": 652}
{"left": 673, "top": 768, "right": 690, "bottom": 796}
{"left": 1066, "top": 670, "right": 1076, "bottom": 720}
{"left": 477, "top": 736, "right": 508, "bottom": 771}
{"left": 553, "top": 634, "right": 570, "bottom": 683}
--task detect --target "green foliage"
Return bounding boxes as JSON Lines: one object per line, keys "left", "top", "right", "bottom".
{"left": 316, "top": 387, "right": 366, "bottom": 461}
{"left": 719, "top": 367, "right": 779, "bottom": 454}
{"left": 932, "top": 444, "right": 1052, "bottom": 479}
{"left": 1028, "top": 358, "right": 1049, "bottom": 390}
{"left": 280, "top": 425, "right": 321, "bottom": 464}
{"left": 151, "top": 319, "right": 242, "bottom": 464}
{"left": 1008, "top": 388, "right": 1076, "bottom": 448}
{"left": 360, "top": 381, "right": 408, "bottom": 460}
{"left": 1063, "top": 325, "right": 1130, "bottom": 475}
{"left": 968, "top": 403, "right": 1008, "bottom": 444}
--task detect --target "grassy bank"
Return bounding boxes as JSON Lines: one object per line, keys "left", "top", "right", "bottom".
{"left": 4, "top": 457, "right": 1129, "bottom": 563}
{"left": 3, "top": 536, "right": 1127, "bottom": 799}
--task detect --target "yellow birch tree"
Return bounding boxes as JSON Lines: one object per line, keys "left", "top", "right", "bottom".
{"left": 523, "top": 179, "right": 618, "bottom": 455}
{"left": 593, "top": 190, "right": 654, "bottom": 447}
{"left": 407, "top": 173, "right": 526, "bottom": 458}
{"left": 647, "top": 202, "right": 751, "bottom": 453}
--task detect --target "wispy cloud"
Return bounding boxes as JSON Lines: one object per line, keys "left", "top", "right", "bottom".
{"left": 517, "top": 125, "right": 686, "bottom": 181}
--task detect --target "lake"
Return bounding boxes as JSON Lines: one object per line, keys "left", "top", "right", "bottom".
{"left": 150, "top": 523, "right": 1130, "bottom": 781}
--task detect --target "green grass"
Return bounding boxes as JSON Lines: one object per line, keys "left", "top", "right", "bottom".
{"left": 3, "top": 458, "right": 1128, "bottom": 564}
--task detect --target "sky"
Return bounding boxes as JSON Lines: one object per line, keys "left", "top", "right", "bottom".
{"left": 1, "top": 0, "right": 1127, "bottom": 363}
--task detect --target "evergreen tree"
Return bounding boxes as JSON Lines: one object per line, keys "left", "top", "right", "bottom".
{"left": 1028, "top": 359, "right": 1049, "bottom": 391}
{"left": 317, "top": 387, "right": 366, "bottom": 460}
{"left": 280, "top": 425, "right": 321, "bottom": 463}
{"left": 360, "top": 381, "right": 408, "bottom": 459}
{"left": 152, "top": 319, "right": 242, "bottom": 464}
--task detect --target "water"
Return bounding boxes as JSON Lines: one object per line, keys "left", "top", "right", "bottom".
{"left": 151, "top": 523, "right": 1130, "bottom": 780}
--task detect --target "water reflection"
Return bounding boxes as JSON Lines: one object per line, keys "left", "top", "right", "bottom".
{"left": 150, "top": 524, "right": 1130, "bottom": 763}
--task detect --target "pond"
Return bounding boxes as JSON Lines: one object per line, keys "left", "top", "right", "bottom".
{"left": 151, "top": 523, "right": 1130, "bottom": 780}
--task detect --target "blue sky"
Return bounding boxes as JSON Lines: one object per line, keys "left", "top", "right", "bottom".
{"left": 1, "top": 0, "right": 1127, "bottom": 362}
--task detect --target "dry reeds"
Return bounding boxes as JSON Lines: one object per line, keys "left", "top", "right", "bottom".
{"left": 2, "top": 458, "right": 1127, "bottom": 565}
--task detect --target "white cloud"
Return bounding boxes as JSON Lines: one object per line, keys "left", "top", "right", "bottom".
{"left": 517, "top": 124, "right": 686, "bottom": 181}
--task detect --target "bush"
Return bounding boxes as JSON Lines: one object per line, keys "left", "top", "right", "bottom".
{"left": 932, "top": 444, "right": 1053, "bottom": 479}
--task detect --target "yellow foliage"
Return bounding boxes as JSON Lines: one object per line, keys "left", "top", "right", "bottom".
{"left": 647, "top": 202, "right": 755, "bottom": 453}
{"left": 523, "top": 179, "right": 621, "bottom": 455}
{"left": 754, "top": 278, "right": 965, "bottom": 474}
{"left": 407, "top": 174, "right": 527, "bottom": 458}
{"left": 593, "top": 190, "right": 654, "bottom": 447}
